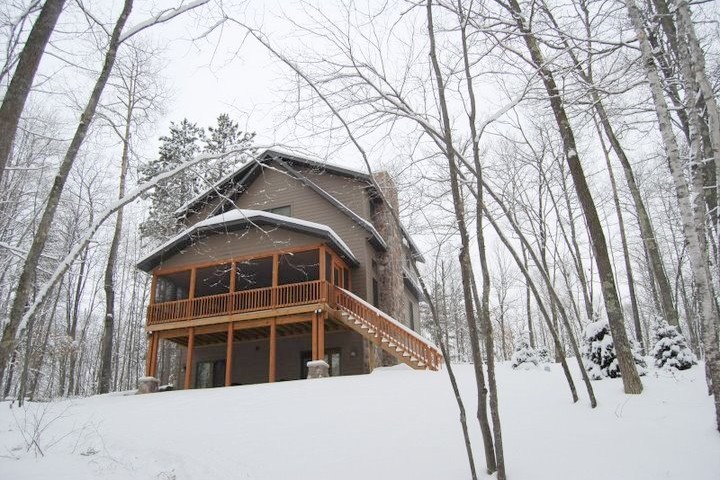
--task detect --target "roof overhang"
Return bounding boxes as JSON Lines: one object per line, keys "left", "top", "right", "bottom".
{"left": 137, "top": 209, "right": 359, "bottom": 272}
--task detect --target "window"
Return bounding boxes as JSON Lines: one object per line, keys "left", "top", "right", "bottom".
{"left": 195, "top": 360, "right": 226, "bottom": 388}
{"left": 300, "top": 349, "right": 341, "bottom": 378}
{"left": 408, "top": 299, "right": 415, "bottom": 330}
{"left": 372, "top": 278, "right": 379, "bottom": 307}
{"left": 265, "top": 205, "right": 291, "bottom": 217}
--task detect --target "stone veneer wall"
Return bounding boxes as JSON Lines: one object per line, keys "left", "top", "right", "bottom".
{"left": 365, "top": 171, "right": 406, "bottom": 368}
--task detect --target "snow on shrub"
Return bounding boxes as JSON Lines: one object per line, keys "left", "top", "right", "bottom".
{"left": 536, "top": 346, "right": 551, "bottom": 364}
{"left": 511, "top": 334, "right": 538, "bottom": 370}
{"left": 651, "top": 319, "right": 696, "bottom": 370}
{"left": 582, "top": 320, "right": 646, "bottom": 380}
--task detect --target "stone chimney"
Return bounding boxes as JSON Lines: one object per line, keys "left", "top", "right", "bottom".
{"left": 368, "top": 171, "right": 406, "bottom": 367}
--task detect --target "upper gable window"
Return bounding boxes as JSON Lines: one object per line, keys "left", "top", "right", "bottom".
{"left": 265, "top": 205, "right": 291, "bottom": 217}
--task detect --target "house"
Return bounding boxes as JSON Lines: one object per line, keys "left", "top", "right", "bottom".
{"left": 137, "top": 148, "right": 442, "bottom": 390}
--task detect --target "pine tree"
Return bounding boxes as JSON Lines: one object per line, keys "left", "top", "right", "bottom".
{"left": 139, "top": 115, "right": 255, "bottom": 243}
{"left": 204, "top": 113, "right": 255, "bottom": 186}
{"left": 140, "top": 119, "right": 205, "bottom": 242}
{"left": 511, "top": 333, "right": 538, "bottom": 370}
{"left": 536, "top": 345, "right": 551, "bottom": 364}
{"left": 651, "top": 319, "right": 697, "bottom": 370}
{"left": 583, "top": 320, "right": 647, "bottom": 380}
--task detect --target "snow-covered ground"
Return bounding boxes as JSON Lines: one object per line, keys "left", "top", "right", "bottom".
{"left": 1, "top": 362, "right": 718, "bottom": 479}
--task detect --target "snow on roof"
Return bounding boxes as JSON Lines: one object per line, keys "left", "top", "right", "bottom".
{"left": 137, "top": 209, "right": 358, "bottom": 271}
{"left": 173, "top": 147, "right": 369, "bottom": 217}
{"left": 170, "top": 147, "right": 424, "bottom": 262}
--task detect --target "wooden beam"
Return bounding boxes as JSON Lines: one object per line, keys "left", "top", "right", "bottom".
{"left": 312, "top": 312, "right": 318, "bottom": 360}
{"left": 187, "top": 268, "right": 197, "bottom": 319}
{"left": 269, "top": 319, "right": 277, "bottom": 383}
{"left": 225, "top": 322, "right": 233, "bottom": 386}
{"left": 184, "top": 327, "right": 195, "bottom": 389}
{"left": 145, "top": 334, "right": 154, "bottom": 377}
{"left": 149, "top": 333, "right": 160, "bottom": 378}
{"left": 271, "top": 253, "right": 279, "bottom": 308}
{"left": 147, "top": 304, "right": 328, "bottom": 332}
{"left": 149, "top": 274, "right": 158, "bottom": 305}
{"left": 229, "top": 261, "right": 236, "bottom": 294}
{"left": 188, "top": 268, "right": 197, "bottom": 299}
{"left": 319, "top": 245, "right": 326, "bottom": 282}
{"left": 318, "top": 312, "right": 325, "bottom": 361}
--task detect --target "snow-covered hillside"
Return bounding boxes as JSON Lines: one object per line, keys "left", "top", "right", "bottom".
{"left": 1, "top": 362, "right": 718, "bottom": 479}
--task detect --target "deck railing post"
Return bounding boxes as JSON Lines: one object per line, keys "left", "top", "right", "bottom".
{"left": 187, "top": 268, "right": 196, "bottom": 320}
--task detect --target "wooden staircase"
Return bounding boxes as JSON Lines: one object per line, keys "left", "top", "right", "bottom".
{"left": 329, "top": 287, "right": 443, "bottom": 371}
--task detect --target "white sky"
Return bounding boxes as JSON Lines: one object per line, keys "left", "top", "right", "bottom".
{"left": 147, "top": 0, "right": 372, "bottom": 172}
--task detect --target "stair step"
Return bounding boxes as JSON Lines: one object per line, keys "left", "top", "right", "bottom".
{"left": 417, "top": 362, "right": 426, "bottom": 367}
{"left": 388, "top": 343, "right": 397, "bottom": 348}
{"left": 381, "top": 338, "right": 389, "bottom": 344}
{"left": 402, "top": 352, "right": 411, "bottom": 358}
{"left": 410, "top": 357, "right": 418, "bottom": 362}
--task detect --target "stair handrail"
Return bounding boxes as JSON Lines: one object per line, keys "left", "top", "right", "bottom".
{"left": 331, "top": 286, "right": 443, "bottom": 370}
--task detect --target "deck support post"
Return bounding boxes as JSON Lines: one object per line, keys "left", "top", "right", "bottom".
{"left": 269, "top": 318, "right": 277, "bottom": 383}
{"left": 184, "top": 327, "right": 195, "bottom": 389}
{"left": 149, "top": 333, "right": 159, "bottom": 378}
{"left": 318, "top": 311, "right": 325, "bottom": 361}
{"left": 225, "top": 322, "right": 233, "bottom": 387}
{"left": 312, "top": 312, "right": 319, "bottom": 360}
{"left": 145, "top": 333, "right": 153, "bottom": 377}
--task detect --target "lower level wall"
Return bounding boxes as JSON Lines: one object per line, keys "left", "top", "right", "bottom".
{"left": 175, "top": 329, "right": 366, "bottom": 389}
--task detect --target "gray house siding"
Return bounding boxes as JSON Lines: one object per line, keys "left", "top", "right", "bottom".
{"left": 231, "top": 167, "right": 372, "bottom": 300}
{"left": 155, "top": 227, "right": 324, "bottom": 272}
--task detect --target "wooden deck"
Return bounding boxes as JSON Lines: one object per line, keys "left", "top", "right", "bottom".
{"left": 147, "top": 279, "right": 328, "bottom": 326}
{"left": 145, "top": 280, "right": 443, "bottom": 384}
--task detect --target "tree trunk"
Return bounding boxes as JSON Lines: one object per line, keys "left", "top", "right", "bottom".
{"left": 426, "top": 0, "right": 497, "bottom": 472}
{"left": 596, "top": 121, "right": 644, "bottom": 351}
{"left": 98, "top": 92, "right": 133, "bottom": 394}
{"left": 501, "top": 0, "right": 643, "bottom": 393}
{"left": 624, "top": 0, "right": 720, "bottom": 430}
{"left": 0, "top": 0, "right": 66, "bottom": 186}
{"left": 0, "top": 0, "right": 134, "bottom": 382}
{"left": 455, "top": 1, "right": 506, "bottom": 475}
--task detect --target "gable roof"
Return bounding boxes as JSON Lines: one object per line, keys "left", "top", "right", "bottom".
{"left": 175, "top": 148, "right": 425, "bottom": 262}
{"left": 137, "top": 209, "right": 359, "bottom": 272}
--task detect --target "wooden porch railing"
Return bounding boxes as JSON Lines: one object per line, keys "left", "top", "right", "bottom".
{"left": 147, "top": 280, "right": 326, "bottom": 325}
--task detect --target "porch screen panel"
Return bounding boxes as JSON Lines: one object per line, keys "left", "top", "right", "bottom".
{"left": 278, "top": 249, "right": 320, "bottom": 305}
{"left": 235, "top": 257, "right": 273, "bottom": 291}
{"left": 234, "top": 257, "right": 273, "bottom": 311}
{"left": 278, "top": 250, "right": 320, "bottom": 285}
{"left": 155, "top": 271, "right": 190, "bottom": 302}
{"left": 195, "top": 264, "right": 232, "bottom": 317}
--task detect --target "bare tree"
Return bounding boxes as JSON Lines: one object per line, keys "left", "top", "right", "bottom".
{"left": 97, "top": 43, "right": 165, "bottom": 393}
{"left": 623, "top": 0, "right": 720, "bottom": 431}
{"left": 0, "top": 0, "right": 65, "bottom": 187}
